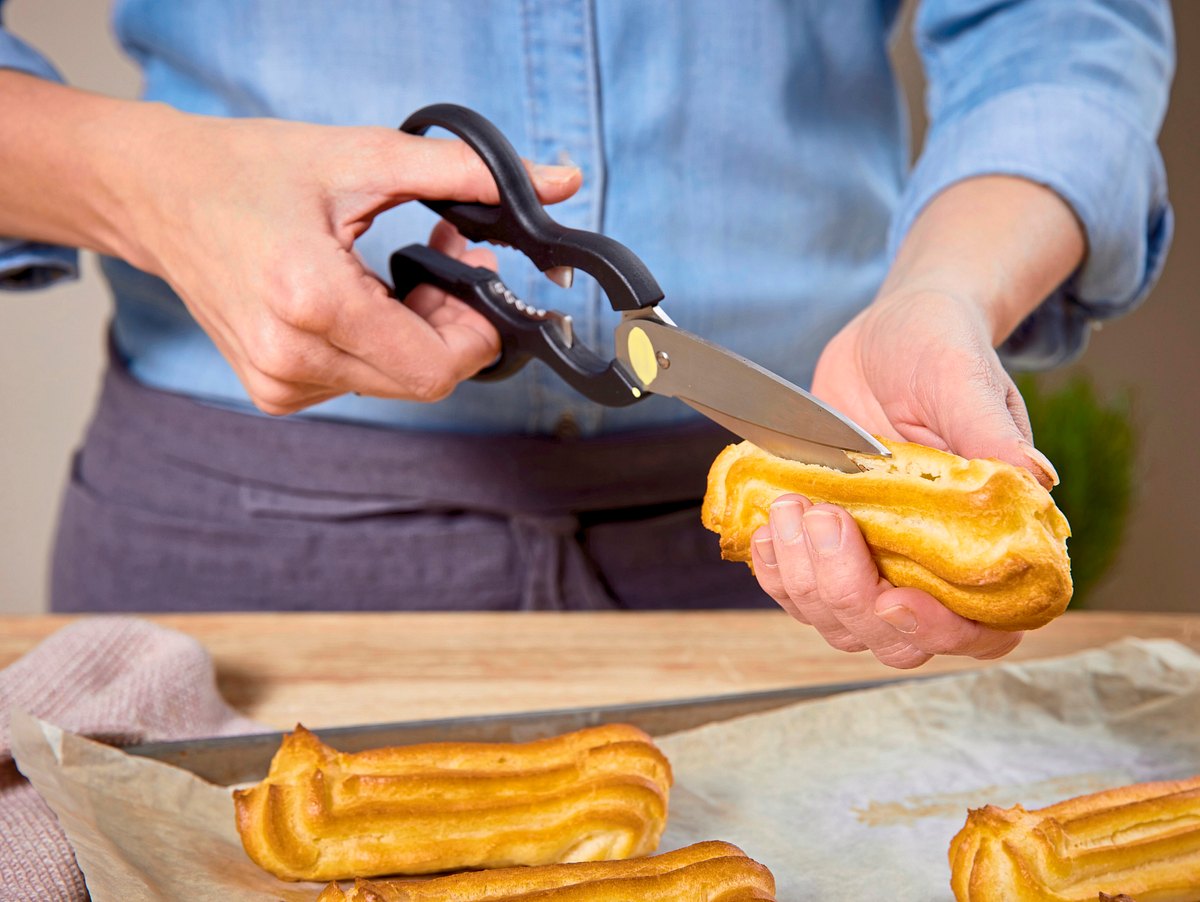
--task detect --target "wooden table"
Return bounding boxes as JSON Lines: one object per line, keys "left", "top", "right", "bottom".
{"left": 2, "top": 611, "right": 1198, "bottom": 729}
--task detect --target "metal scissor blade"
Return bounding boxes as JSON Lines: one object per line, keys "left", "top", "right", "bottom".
{"left": 680, "top": 398, "right": 869, "bottom": 473}
{"left": 615, "top": 315, "right": 888, "bottom": 471}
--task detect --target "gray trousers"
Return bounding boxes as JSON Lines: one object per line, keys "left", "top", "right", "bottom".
{"left": 50, "top": 352, "right": 767, "bottom": 613}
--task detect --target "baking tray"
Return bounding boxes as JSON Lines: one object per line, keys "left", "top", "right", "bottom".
{"left": 124, "top": 675, "right": 928, "bottom": 785}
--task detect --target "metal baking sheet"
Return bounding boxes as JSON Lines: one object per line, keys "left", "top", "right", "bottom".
{"left": 125, "top": 676, "right": 928, "bottom": 785}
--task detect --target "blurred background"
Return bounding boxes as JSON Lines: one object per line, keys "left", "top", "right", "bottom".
{"left": 1, "top": 1, "right": 1196, "bottom": 616}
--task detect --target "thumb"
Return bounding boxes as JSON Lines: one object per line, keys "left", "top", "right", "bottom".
{"left": 370, "top": 132, "right": 582, "bottom": 206}
{"left": 914, "top": 354, "right": 1058, "bottom": 490}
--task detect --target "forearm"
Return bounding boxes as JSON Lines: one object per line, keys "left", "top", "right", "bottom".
{"left": 879, "top": 175, "right": 1087, "bottom": 345}
{"left": 0, "top": 70, "right": 176, "bottom": 269}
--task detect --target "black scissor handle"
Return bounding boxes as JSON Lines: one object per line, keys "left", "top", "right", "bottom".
{"left": 400, "top": 103, "right": 663, "bottom": 312}
{"left": 390, "top": 244, "right": 644, "bottom": 407}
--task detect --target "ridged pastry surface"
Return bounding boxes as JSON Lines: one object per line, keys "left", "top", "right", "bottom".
{"left": 949, "top": 774, "right": 1200, "bottom": 901}
{"left": 702, "top": 439, "right": 1071, "bottom": 630}
{"left": 234, "top": 724, "right": 672, "bottom": 882}
{"left": 314, "top": 840, "right": 776, "bottom": 901}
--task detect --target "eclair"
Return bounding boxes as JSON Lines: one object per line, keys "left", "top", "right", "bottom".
{"left": 315, "top": 840, "right": 776, "bottom": 901}
{"left": 702, "top": 439, "right": 1071, "bottom": 630}
{"left": 950, "top": 773, "right": 1200, "bottom": 900}
{"left": 234, "top": 724, "right": 672, "bottom": 882}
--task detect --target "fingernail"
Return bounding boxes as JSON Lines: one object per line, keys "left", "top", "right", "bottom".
{"left": 770, "top": 499, "right": 805, "bottom": 545}
{"left": 754, "top": 534, "right": 778, "bottom": 568}
{"left": 877, "top": 604, "right": 918, "bottom": 634}
{"left": 803, "top": 509, "right": 841, "bottom": 553}
{"left": 1018, "top": 440, "right": 1059, "bottom": 487}
{"left": 532, "top": 163, "right": 580, "bottom": 183}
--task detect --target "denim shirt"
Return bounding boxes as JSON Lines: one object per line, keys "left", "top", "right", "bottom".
{"left": 0, "top": 1, "right": 1174, "bottom": 436}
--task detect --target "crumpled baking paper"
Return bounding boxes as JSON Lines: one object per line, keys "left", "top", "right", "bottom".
{"left": 11, "top": 637, "right": 1200, "bottom": 901}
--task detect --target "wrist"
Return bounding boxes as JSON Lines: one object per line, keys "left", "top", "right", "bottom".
{"left": 77, "top": 99, "right": 193, "bottom": 272}
{"left": 0, "top": 72, "right": 194, "bottom": 273}
{"left": 876, "top": 270, "right": 1022, "bottom": 348}
{"left": 880, "top": 176, "right": 1086, "bottom": 347}
{"left": 877, "top": 271, "right": 1051, "bottom": 352}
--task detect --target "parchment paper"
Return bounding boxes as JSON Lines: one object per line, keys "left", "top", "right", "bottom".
{"left": 658, "top": 636, "right": 1200, "bottom": 899}
{"left": 11, "top": 637, "right": 1200, "bottom": 901}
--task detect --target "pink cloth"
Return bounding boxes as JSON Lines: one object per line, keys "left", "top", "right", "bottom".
{"left": 0, "top": 617, "right": 263, "bottom": 901}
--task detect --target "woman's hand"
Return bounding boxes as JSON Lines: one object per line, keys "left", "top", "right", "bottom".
{"left": 0, "top": 72, "right": 582, "bottom": 413}
{"left": 753, "top": 176, "right": 1085, "bottom": 668}
{"left": 122, "top": 116, "right": 581, "bottom": 414}
{"left": 752, "top": 290, "right": 1044, "bottom": 669}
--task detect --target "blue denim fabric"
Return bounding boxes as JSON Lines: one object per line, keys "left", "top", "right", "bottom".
{"left": 0, "top": 0, "right": 1175, "bottom": 435}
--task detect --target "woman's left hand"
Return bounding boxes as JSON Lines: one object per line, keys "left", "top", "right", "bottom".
{"left": 751, "top": 176, "right": 1083, "bottom": 669}
{"left": 752, "top": 288, "right": 1051, "bottom": 669}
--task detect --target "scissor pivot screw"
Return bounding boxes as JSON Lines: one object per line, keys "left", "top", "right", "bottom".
{"left": 656, "top": 351, "right": 671, "bottom": 369}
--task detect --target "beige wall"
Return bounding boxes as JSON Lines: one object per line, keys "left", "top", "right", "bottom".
{"left": 1074, "top": 20, "right": 1199, "bottom": 617}
{"left": 1, "top": 2, "right": 1196, "bottom": 615}
{"left": 1, "top": 0, "right": 137, "bottom": 614}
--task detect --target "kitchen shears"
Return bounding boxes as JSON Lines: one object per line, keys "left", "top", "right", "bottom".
{"left": 390, "top": 104, "right": 888, "bottom": 472}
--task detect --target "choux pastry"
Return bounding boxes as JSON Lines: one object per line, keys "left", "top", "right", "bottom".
{"left": 314, "top": 841, "right": 776, "bottom": 901}
{"left": 702, "top": 438, "right": 1071, "bottom": 630}
{"left": 234, "top": 724, "right": 671, "bottom": 882}
{"left": 949, "top": 773, "right": 1200, "bottom": 900}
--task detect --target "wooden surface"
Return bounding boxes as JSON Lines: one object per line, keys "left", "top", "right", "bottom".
{"left": 2, "top": 611, "right": 1198, "bottom": 729}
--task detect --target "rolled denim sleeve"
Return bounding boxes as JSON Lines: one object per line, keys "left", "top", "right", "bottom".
{"left": 0, "top": 12, "right": 80, "bottom": 290}
{"left": 893, "top": 0, "right": 1175, "bottom": 369}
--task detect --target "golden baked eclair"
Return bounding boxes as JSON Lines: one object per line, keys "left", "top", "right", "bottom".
{"left": 949, "top": 774, "right": 1200, "bottom": 901}
{"left": 234, "top": 724, "right": 672, "bottom": 882}
{"left": 702, "top": 438, "right": 1071, "bottom": 631}
{"left": 315, "top": 840, "right": 776, "bottom": 901}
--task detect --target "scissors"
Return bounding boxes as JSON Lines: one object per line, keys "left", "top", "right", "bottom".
{"left": 390, "top": 104, "right": 888, "bottom": 473}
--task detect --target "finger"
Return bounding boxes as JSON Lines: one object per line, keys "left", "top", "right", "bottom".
{"left": 800, "top": 504, "right": 932, "bottom": 669}
{"left": 750, "top": 524, "right": 810, "bottom": 625}
{"left": 401, "top": 226, "right": 502, "bottom": 371}
{"left": 268, "top": 273, "right": 497, "bottom": 404}
{"left": 215, "top": 275, "right": 454, "bottom": 407}
{"left": 874, "top": 587, "right": 1024, "bottom": 659}
{"left": 769, "top": 496, "right": 868, "bottom": 653}
{"left": 371, "top": 132, "right": 582, "bottom": 206}
{"left": 242, "top": 377, "right": 341, "bottom": 416}
{"left": 905, "top": 347, "right": 1058, "bottom": 490}
{"left": 1007, "top": 382, "right": 1059, "bottom": 489}
{"left": 811, "top": 327, "right": 898, "bottom": 440}
{"left": 225, "top": 341, "right": 342, "bottom": 415}
{"left": 176, "top": 291, "right": 346, "bottom": 413}
{"left": 1017, "top": 440, "right": 1060, "bottom": 490}
{"left": 266, "top": 231, "right": 499, "bottom": 400}
{"left": 911, "top": 349, "right": 1024, "bottom": 459}
{"left": 306, "top": 239, "right": 501, "bottom": 398}
{"left": 1006, "top": 379, "right": 1034, "bottom": 443}
{"left": 233, "top": 332, "right": 386, "bottom": 412}
{"left": 430, "top": 217, "right": 467, "bottom": 256}
{"left": 405, "top": 221, "right": 500, "bottom": 320}
{"left": 426, "top": 218, "right": 500, "bottom": 269}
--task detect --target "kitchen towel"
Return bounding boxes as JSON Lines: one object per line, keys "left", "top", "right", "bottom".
{"left": 0, "top": 617, "right": 263, "bottom": 901}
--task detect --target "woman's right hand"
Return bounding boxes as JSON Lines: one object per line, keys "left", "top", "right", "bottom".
{"left": 120, "top": 114, "right": 582, "bottom": 414}
{"left": 0, "top": 72, "right": 582, "bottom": 414}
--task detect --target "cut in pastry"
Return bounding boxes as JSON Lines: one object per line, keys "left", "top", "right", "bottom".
{"left": 315, "top": 840, "right": 776, "bottom": 901}
{"left": 234, "top": 724, "right": 672, "bottom": 882}
{"left": 702, "top": 438, "right": 1071, "bottom": 630}
{"left": 949, "top": 773, "right": 1200, "bottom": 900}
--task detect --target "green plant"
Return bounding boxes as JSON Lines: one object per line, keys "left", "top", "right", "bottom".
{"left": 1015, "top": 373, "right": 1137, "bottom": 608}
